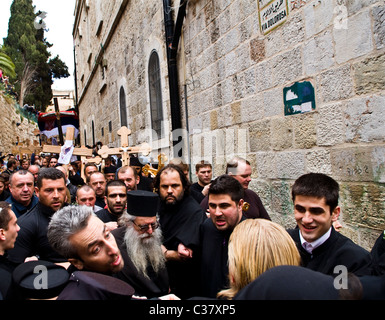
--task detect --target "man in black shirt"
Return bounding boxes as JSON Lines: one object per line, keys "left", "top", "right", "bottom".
{"left": 96, "top": 180, "right": 127, "bottom": 231}
{"left": 0, "top": 202, "right": 20, "bottom": 299}
{"left": 287, "top": 172, "right": 373, "bottom": 277}
{"left": 154, "top": 164, "right": 207, "bottom": 299}
{"left": 190, "top": 160, "right": 212, "bottom": 204}
{"left": 198, "top": 175, "right": 246, "bottom": 298}
{"left": 7, "top": 168, "right": 68, "bottom": 264}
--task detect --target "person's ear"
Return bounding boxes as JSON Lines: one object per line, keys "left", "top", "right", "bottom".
{"left": 331, "top": 206, "right": 340, "bottom": 222}
{"left": 0, "top": 228, "right": 5, "bottom": 241}
{"left": 68, "top": 258, "right": 84, "bottom": 270}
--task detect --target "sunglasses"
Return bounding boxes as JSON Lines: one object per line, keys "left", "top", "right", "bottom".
{"left": 132, "top": 221, "right": 160, "bottom": 232}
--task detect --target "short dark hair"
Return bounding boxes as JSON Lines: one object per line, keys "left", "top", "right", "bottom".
{"left": 208, "top": 174, "right": 244, "bottom": 203}
{"left": 7, "top": 159, "right": 16, "bottom": 169}
{"left": 291, "top": 173, "right": 339, "bottom": 213}
{"left": 0, "top": 201, "right": 13, "bottom": 230}
{"left": 153, "top": 164, "right": 190, "bottom": 196}
{"left": 195, "top": 160, "right": 212, "bottom": 172}
{"left": 83, "top": 162, "right": 98, "bottom": 175}
{"left": 37, "top": 168, "right": 66, "bottom": 189}
{"left": 105, "top": 179, "right": 126, "bottom": 196}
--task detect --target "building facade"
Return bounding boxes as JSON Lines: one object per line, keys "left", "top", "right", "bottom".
{"left": 73, "top": 0, "right": 385, "bottom": 249}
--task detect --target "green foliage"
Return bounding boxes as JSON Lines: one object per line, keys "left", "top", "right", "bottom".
{"left": 0, "top": 51, "right": 16, "bottom": 78}
{"left": 2, "top": 0, "right": 70, "bottom": 111}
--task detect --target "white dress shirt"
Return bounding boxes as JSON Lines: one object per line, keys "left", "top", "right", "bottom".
{"left": 299, "top": 227, "right": 332, "bottom": 254}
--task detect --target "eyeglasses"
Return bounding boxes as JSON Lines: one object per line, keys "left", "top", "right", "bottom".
{"left": 132, "top": 221, "right": 160, "bottom": 232}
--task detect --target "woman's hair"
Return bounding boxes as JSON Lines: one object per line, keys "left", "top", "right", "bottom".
{"left": 218, "top": 219, "right": 301, "bottom": 299}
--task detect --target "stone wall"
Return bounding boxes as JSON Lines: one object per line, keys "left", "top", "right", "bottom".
{"left": 0, "top": 94, "right": 40, "bottom": 156}
{"left": 183, "top": 0, "right": 385, "bottom": 250}
{"left": 74, "top": 0, "right": 385, "bottom": 250}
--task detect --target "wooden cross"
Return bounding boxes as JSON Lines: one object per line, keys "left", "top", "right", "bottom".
{"left": 12, "top": 145, "right": 42, "bottom": 158}
{"left": 97, "top": 126, "right": 152, "bottom": 166}
{"left": 42, "top": 127, "right": 93, "bottom": 161}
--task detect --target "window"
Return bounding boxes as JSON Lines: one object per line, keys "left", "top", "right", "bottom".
{"left": 148, "top": 50, "right": 164, "bottom": 139}
{"left": 91, "top": 120, "right": 95, "bottom": 146}
{"left": 119, "top": 86, "right": 128, "bottom": 127}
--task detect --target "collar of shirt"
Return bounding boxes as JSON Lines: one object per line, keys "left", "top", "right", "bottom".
{"left": 299, "top": 227, "right": 332, "bottom": 254}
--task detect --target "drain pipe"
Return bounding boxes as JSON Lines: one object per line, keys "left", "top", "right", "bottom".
{"left": 163, "top": 0, "right": 187, "bottom": 158}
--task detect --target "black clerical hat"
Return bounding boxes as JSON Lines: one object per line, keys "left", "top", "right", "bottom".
{"left": 57, "top": 271, "right": 135, "bottom": 300}
{"left": 129, "top": 156, "right": 143, "bottom": 167}
{"left": 233, "top": 265, "right": 339, "bottom": 300}
{"left": 126, "top": 190, "right": 159, "bottom": 217}
{"left": 12, "top": 260, "right": 70, "bottom": 300}
{"left": 104, "top": 165, "right": 117, "bottom": 174}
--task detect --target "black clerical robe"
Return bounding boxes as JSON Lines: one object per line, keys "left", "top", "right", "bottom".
{"left": 7, "top": 203, "right": 67, "bottom": 264}
{"left": 287, "top": 227, "right": 373, "bottom": 276}
{"left": 370, "top": 230, "right": 385, "bottom": 276}
{"left": 198, "top": 216, "right": 246, "bottom": 298}
{"left": 159, "top": 195, "right": 208, "bottom": 299}
{"left": 112, "top": 227, "right": 169, "bottom": 298}
{"left": 0, "top": 253, "right": 17, "bottom": 299}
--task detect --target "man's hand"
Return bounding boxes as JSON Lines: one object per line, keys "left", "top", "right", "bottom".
{"left": 178, "top": 243, "right": 193, "bottom": 259}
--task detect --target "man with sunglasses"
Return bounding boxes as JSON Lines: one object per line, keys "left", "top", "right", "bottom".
{"left": 112, "top": 190, "right": 169, "bottom": 298}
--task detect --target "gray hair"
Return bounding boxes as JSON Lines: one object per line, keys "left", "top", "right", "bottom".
{"left": 47, "top": 205, "right": 95, "bottom": 259}
{"left": 118, "top": 211, "right": 136, "bottom": 227}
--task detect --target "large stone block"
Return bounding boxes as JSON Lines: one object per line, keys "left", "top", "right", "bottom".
{"left": 275, "top": 151, "right": 306, "bottom": 179}
{"left": 331, "top": 147, "right": 374, "bottom": 182}
{"left": 240, "top": 94, "right": 265, "bottom": 123}
{"left": 333, "top": 10, "right": 373, "bottom": 64}
{"left": 303, "top": 0, "right": 334, "bottom": 38}
{"left": 255, "top": 151, "right": 277, "bottom": 179}
{"left": 316, "top": 103, "right": 344, "bottom": 146}
{"left": 317, "top": 64, "right": 354, "bottom": 103}
{"left": 305, "top": 149, "right": 332, "bottom": 174}
{"left": 373, "top": 4, "right": 385, "bottom": 49}
{"left": 270, "top": 179, "right": 295, "bottom": 218}
{"left": 303, "top": 30, "right": 334, "bottom": 75}
{"left": 271, "top": 46, "right": 303, "bottom": 87}
{"left": 340, "top": 182, "right": 385, "bottom": 230}
{"left": 249, "top": 120, "right": 271, "bottom": 152}
{"left": 250, "top": 38, "right": 265, "bottom": 63}
{"left": 271, "top": 117, "right": 293, "bottom": 151}
{"left": 344, "top": 94, "right": 385, "bottom": 143}
{"left": 293, "top": 113, "right": 317, "bottom": 149}
{"left": 353, "top": 53, "right": 385, "bottom": 95}
{"left": 372, "top": 146, "right": 385, "bottom": 183}
{"left": 263, "top": 87, "right": 283, "bottom": 117}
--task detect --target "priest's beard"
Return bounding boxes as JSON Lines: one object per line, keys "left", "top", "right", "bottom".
{"left": 124, "top": 226, "right": 166, "bottom": 279}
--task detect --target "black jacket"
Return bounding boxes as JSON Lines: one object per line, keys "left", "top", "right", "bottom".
{"left": 287, "top": 227, "right": 373, "bottom": 277}
{"left": 7, "top": 203, "right": 67, "bottom": 264}
{"left": 112, "top": 227, "right": 169, "bottom": 298}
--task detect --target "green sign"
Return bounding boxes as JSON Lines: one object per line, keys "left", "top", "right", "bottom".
{"left": 283, "top": 81, "right": 316, "bottom": 116}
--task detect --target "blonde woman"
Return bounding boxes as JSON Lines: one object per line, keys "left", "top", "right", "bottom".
{"left": 218, "top": 218, "right": 301, "bottom": 299}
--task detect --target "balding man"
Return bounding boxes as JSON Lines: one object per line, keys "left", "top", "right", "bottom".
{"left": 6, "top": 171, "right": 38, "bottom": 218}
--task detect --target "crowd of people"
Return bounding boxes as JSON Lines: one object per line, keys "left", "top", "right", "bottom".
{"left": 0, "top": 151, "right": 384, "bottom": 301}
